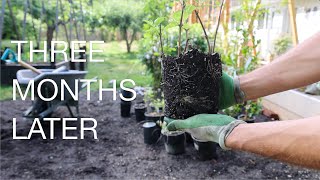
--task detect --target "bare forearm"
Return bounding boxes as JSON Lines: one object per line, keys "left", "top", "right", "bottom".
{"left": 240, "top": 32, "right": 320, "bottom": 100}
{"left": 226, "top": 116, "right": 320, "bottom": 169}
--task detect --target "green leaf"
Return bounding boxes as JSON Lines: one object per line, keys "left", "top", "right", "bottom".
{"left": 172, "top": 10, "right": 182, "bottom": 22}
{"left": 154, "top": 17, "right": 165, "bottom": 26}
{"left": 164, "top": 22, "right": 177, "bottom": 31}
{"left": 184, "top": 5, "right": 196, "bottom": 17}
{"left": 154, "top": 52, "right": 160, "bottom": 56}
{"left": 183, "top": 23, "right": 192, "bottom": 30}
{"left": 144, "top": 20, "right": 154, "bottom": 27}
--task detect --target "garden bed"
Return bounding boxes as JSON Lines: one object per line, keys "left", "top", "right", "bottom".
{"left": 1, "top": 91, "right": 319, "bottom": 179}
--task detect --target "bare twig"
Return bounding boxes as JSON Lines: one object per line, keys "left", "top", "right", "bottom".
{"left": 183, "top": 38, "right": 190, "bottom": 54}
{"left": 178, "top": 0, "right": 185, "bottom": 56}
{"left": 159, "top": 24, "right": 164, "bottom": 57}
{"left": 183, "top": 29, "right": 189, "bottom": 54}
{"left": 212, "top": 0, "right": 225, "bottom": 53}
{"left": 195, "top": 10, "right": 211, "bottom": 54}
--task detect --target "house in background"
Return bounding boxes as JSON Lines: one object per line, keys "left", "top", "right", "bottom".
{"left": 178, "top": 0, "right": 319, "bottom": 59}
{"left": 251, "top": 0, "right": 320, "bottom": 59}
{"left": 244, "top": 0, "right": 320, "bottom": 120}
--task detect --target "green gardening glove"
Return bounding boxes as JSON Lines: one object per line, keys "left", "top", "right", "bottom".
{"left": 219, "top": 72, "right": 245, "bottom": 110}
{"left": 165, "top": 114, "right": 246, "bottom": 150}
{"left": 219, "top": 72, "right": 235, "bottom": 110}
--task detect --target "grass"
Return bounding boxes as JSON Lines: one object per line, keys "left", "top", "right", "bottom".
{"left": 0, "top": 41, "right": 152, "bottom": 100}
{"left": 87, "top": 41, "right": 152, "bottom": 89}
{"left": 0, "top": 86, "right": 13, "bottom": 100}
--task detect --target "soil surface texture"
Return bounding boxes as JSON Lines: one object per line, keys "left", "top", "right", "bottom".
{"left": 162, "top": 49, "right": 222, "bottom": 119}
{"left": 1, "top": 92, "right": 319, "bottom": 179}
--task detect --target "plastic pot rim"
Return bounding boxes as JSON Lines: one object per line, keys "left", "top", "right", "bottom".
{"left": 161, "top": 130, "right": 184, "bottom": 137}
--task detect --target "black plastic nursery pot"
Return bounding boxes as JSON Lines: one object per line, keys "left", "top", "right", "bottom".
{"left": 120, "top": 89, "right": 134, "bottom": 100}
{"left": 185, "top": 132, "right": 193, "bottom": 144}
{"left": 162, "top": 49, "right": 222, "bottom": 119}
{"left": 238, "top": 114, "right": 255, "bottom": 123}
{"left": 162, "top": 131, "right": 186, "bottom": 155}
{"left": 134, "top": 104, "right": 146, "bottom": 122}
{"left": 143, "top": 122, "right": 160, "bottom": 144}
{"left": 120, "top": 101, "right": 131, "bottom": 117}
{"left": 144, "top": 112, "right": 164, "bottom": 122}
{"left": 193, "top": 138, "right": 218, "bottom": 161}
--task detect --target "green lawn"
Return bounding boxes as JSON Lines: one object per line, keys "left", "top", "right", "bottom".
{"left": 0, "top": 41, "right": 152, "bottom": 100}
{"left": 87, "top": 41, "right": 152, "bottom": 89}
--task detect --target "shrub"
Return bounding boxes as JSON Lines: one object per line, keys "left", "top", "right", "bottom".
{"left": 273, "top": 35, "right": 292, "bottom": 56}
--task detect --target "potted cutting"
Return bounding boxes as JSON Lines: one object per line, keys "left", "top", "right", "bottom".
{"left": 134, "top": 87, "right": 147, "bottom": 122}
{"left": 237, "top": 100, "right": 262, "bottom": 123}
{"left": 144, "top": 88, "right": 164, "bottom": 122}
{"left": 159, "top": 121, "right": 186, "bottom": 155}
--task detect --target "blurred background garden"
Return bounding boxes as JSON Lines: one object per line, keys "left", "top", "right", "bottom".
{"left": 1, "top": 0, "right": 320, "bottom": 179}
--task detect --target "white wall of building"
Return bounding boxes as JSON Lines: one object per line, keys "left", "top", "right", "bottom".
{"left": 229, "top": 0, "right": 320, "bottom": 59}
{"left": 255, "top": 0, "right": 320, "bottom": 59}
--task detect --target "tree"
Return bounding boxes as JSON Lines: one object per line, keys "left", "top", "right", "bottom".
{"left": 103, "top": 0, "right": 144, "bottom": 53}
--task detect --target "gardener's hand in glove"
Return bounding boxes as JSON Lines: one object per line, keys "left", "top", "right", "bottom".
{"left": 165, "top": 114, "right": 246, "bottom": 150}
{"left": 219, "top": 72, "right": 246, "bottom": 109}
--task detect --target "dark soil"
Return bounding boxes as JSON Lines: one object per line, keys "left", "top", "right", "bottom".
{"left": 162, "top": 49, "right": 222, "bottom": 119}
{"left": 1, "top": 92, "right": 319, "bottom": 179}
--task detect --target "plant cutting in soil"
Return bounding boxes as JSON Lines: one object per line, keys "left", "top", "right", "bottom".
{"left": 157, "top": 0, "right": 225, "bottom": 160}
{"left": 143, "top": 89, "right": 164, "bottom": 122}
{"left": 161, "top": 0, "right": 224, "bottom": 119}
{"left": 145, "top": 111, "right": 164, "bottom": 122}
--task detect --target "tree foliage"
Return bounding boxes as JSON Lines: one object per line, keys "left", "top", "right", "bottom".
{"left": 101, "top": 0, "right": 144, "bottom": 53}
{"left": 1, "top": 0, "right": 93, "bottom": 48}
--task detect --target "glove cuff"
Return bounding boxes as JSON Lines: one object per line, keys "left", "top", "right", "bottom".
{"left": 234, "top": 76, "right": 246, "bottom": 104}
{"left": 219, "top": 120, "right": 246, "bottom": 150}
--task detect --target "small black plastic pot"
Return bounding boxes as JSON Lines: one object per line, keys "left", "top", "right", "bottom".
{"left": 193, "top": 138, "right": 217, "bottom": 161}
{"left": 145, "top": 112, "right": 164, "bottom": 122}
{"left": 134, "top": 104, "right": 146, "bottom": 122}
{"left": 162, "top": 131, "right": 186, "bottom": 155}
{"left": 120, "top": 101, "right": 131, "bottom": 117}
{"left": 185, "top": 132, "right": 193, "bottom": 144}
{"left": 238, "top": 114, "right": 255, "bottom": 123}
{"left": 120, "top": 89, "right": 134, "bottom": 102}
{"left": 143, "top": 122, "right": 160, "bottom": 144}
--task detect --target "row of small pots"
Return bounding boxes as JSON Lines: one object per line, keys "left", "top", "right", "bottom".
{"left": 119, "top": 90, "right": 218, "bottom": 161}
{"left": 139, "top": 109, "right": 218, "bottom": 161}
{"left": 143, "top": 123, "right": 218, "bottom": 160}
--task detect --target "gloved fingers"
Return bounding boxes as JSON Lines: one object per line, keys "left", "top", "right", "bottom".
{"left": 166, "top": 114, "right": 236, "bottom": 131}
{"left": 163, "top": 117, "right": 176, "bottom": 124}
{"left": 167, "top": 120, "right": 190, "bottom": 131}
